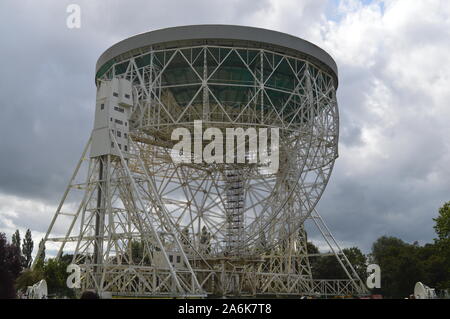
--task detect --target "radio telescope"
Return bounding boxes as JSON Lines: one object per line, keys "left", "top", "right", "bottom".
{"left": 35, "top": 25, "right": 367, "bottom": 297}
{"left": 414, "top": 282, "right": 437, "bottom": 299}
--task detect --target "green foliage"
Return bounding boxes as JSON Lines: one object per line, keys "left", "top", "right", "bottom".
{"left": 0, "top": 232, "right": 23, "bottom": 298}
{"left": 130, "top": 240, "right": 151, "bottom": 265}
{"left": 418, "top": 243, "right": 450, "bottom": 290}
{"left": 44, "top": 259, "right": 67, "bottom": 290}
{"left": 369, "top": 233, "right": 450, "bottom": 298}
{"left": 21, "top": 229, "right": 33, "bottom": 268}
{"left": 131, "top": 240, "right": 143, "bottom": 263}
{"left": 434, "top": 201, "right": 450, "bottom": 241}
{"left": 313, "top": 254, "right": 346, "bottom": 279}
{"left": 369, "top": 198, "right": 450, "bottom": 297}
{"left": 343, "top": 247, "right": 367, "bottom": 280}
{"left": 370, "top": 236, "right": 423, "bottom": 298}
{"left": 308, "top": 213, "right": 450, "bottom": 299}
{"left": 14, "top": 254, "right": 75, "bottom": 298}
{"left": 429, "top": 201, "right": 450, "bottom": 289}
{"left": 306, "top": 241, "right": 319, "bottom": 255}
{"left": 309, "top": 244, "right": 367, "bottom": 281}
{"left": 15, "top": 267, "right": 44, "bottom": 292}
{"left": 42, "top": 256, "right": 75, "bottom": 298}
{"left": 38, "top": 238, "right": 45, "bottom": 262}
{"left": 7, "top": 201, "right": 450, "bottom": 299}
{"left": 12, "top": 230, "right": 21, "bottom": 249}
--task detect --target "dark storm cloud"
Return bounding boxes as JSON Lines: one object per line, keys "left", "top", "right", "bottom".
{"left": 0, "top": 0, "right": 279, "bottom": 239}
{"left": 0, "top": 0, "right": 277, "bottom": 201}
{"left": 0, "top": 1, "right": 96, "bottom": 201}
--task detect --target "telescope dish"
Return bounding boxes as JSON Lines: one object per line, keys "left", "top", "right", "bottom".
{"left": 34, "top": 280, "right": 48, "bottom": 299}
{"left": 414, "top": 282, "right": 427, "bottom": 299}
{"left": 36, "top": 25, "right": 368, "bottom": 297}
{"left": 414, "top": 282, "right": 436, "bottom": 299}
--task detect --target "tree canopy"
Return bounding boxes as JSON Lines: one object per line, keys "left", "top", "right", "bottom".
{"left": 0, "top": 232, "right": 23, "bottom": 298}
{"left": 434, "top": 201, "right": 450, "bottom": 241}
{"left": 22, "top": 229, "right": 33, "bottom": 269}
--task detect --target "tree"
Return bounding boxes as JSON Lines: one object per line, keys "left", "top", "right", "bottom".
{"left": 313, "top": 254, "right": 344, "bottom": 279}
{"left": 309, "top": 244, "right": 367, "bottom": 281}
{"left": 0, "top": 270, "right": 16, "bottom": 298}
{"left": 429, "top": 202, "right": 450, "bottom": 289}
{"left": 312, "top": 251, "right": 349, "bottom": 280}
{"left": 434, "top": 201, "right": 450, "bottom": 241}
{"left": 370, "top": 236, "right": 425, "bottom": 298}
{"left": 417, "top": 243, "right": 449, "bottom": 290}
{"left": 22, "top": 229, "right": 33, "bottom": 268}
{"left": 43, "top": 256, "right": 75, "bottom": 298}
{"left": 12, "top": 230, "right": 21, "bottom": 249}
{"left": 15, "top": 254, "right": 76, "bottom": 298}
{"left": 15, "top": 268, "right": 44, "bottom": 293}
{"left": 37, "top": 239, "right": 46, "bottom": 262}
{"left": 131, "top": 240, "right": 144, "bottom": 264}
{"left": 344, "top": 247, "right": 367, "bottom": 280}
{"left": 0, "top": 232, "right": 23, "bottom": 298}
{"left": 128, "top": 240, "right": 151, "bottom": 265}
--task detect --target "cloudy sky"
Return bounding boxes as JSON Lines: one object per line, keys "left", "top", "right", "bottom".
{"left": 0, "top": 0, "right": 449, "bottom": 255}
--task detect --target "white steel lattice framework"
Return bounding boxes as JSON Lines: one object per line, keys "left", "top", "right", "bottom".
{"left": 34, "top": 25, "right": 368, "bottom": 297}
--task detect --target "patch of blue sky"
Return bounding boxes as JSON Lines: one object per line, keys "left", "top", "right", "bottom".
{"left": 325, "top": 0, "right": 385, "bottom": 22}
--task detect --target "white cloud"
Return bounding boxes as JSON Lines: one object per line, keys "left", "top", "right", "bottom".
{"left": 313, "top": 0, "right": 450, "bottom": 250}
{"left": 0, "top": 192, "right": 78, "bottom": 257}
